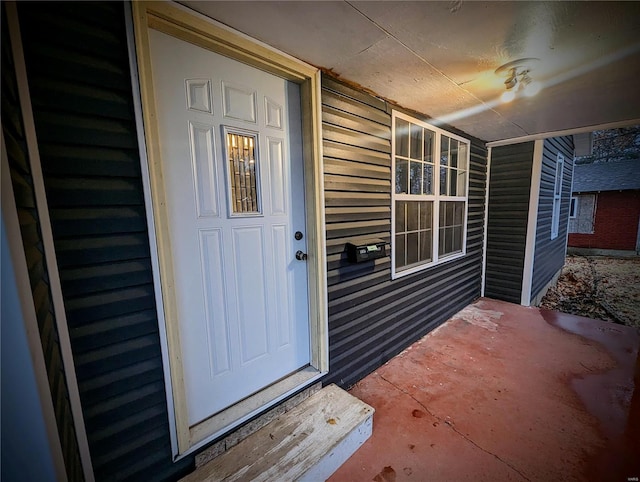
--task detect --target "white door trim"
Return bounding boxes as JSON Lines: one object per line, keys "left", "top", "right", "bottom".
{"left": 131, "top": 1, "right": 327, "bottom": 456}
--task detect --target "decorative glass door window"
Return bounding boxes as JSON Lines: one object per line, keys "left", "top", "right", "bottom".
{"left": 224, "top": 129, "right": 261, "bottom": 215}
{"left": 392, "top": 111, "right": 470, "bottom": 279}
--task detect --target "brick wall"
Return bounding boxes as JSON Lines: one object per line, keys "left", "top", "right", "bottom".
{"left": 568, "top": 190, "right": 640, "bottom": 250}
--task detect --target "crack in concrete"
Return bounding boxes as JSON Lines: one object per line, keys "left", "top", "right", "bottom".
{"left": 378, "top": 374, "right": 532, "bottom": 482}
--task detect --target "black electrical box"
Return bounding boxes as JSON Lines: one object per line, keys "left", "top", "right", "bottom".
{"left": 346, "top": 239, "right": 387, "bottom": 263}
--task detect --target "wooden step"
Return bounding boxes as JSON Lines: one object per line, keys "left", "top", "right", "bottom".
{"left": 182, "top": 384, "right": 374, "bottom": 481}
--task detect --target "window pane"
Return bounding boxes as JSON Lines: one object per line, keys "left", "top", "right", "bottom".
{"left": 227, "top": 132, "right": 260, "bottom": 214}
{"left": 458, "top": 143, "right": 468, "bottom": 170}
{"left": 407, "top": 201, "right": 419, "bottom": 231}
{"left": 446, "top": 227, "right": 454, "bottom": 254}
{"left": 440, "top": 136, "right": 449, "bottom": 166}
{"left": 457, "top": 169, "right": 466, "bottom": 196}
{"left": 438, "top": 202, "right": 465, "bottom": 257}
{"left": 419, "top": 201, "right": 432, "bottom": 231}
{"left": 396, "top": 159, "right": 408, "bottom": 194}
{"left": 423, "top": 164, "right": 433, "bottom": 195}
{"left": 450, "top": 140, "right": 458, "bottom": 168}
{"left": 438, "top": 227, "right": 446, "bottom": 256}
{"left": 410, "top": 124, "right": 422, "bottom": 159}
{"left": 410, "top": 161, "right": 422, "bottom": 195}
{"left": 449, "top": 168, "right": 457, "bottom": 196}
{"left": 423, "top": 130, "right": 434, "bottom": 163}
{"left": 395, "top": 118, "right": 409, "bottom": 157}
{"left": 454, "top": 201, "right": 464, "bottom": 225}
{"left": 419, "top": 230, "right": 432, "bottom": 263}
{"left": 453, "top": 226, "right": 462, "bottom": 252}
{"left": 448, "top": 227, "right": 455, "bottom": 253}
{"left": 407, "top": 232, "right": 419, "bottom": 265}
{"left": 395, "top": 201, "right": 406, "bottom": 233}
{"left": 442, "top": 200, "right": 453, "bottom": 225}
{"left": 440, "top": 201, "right": 464, "bottom": 227}
{"left": 395, "top": 234, "right": 406, "bottom": 269}
{"left": 440, "top": 166, "right": 447, "bottom": 195}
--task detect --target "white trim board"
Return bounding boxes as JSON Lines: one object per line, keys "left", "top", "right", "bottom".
{"left": 124, "top": 1, "right": 180, "bottom": 458}
{"left": 520, "top": 139, "right": 544, "bottom": 307}
{"left": 481, "top": 146, "right": 492, "bottom": 297}
{"left": 486, "top": 118, "right": 640, "bottom": 148}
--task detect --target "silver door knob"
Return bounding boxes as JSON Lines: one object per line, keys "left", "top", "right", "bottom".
{"left": 295, "top": 250, "right": 308, "bottom": 261}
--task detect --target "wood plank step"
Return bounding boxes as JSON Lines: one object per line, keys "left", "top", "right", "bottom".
{"left": 182, "top": 384, "right": 374, "bottom": 482}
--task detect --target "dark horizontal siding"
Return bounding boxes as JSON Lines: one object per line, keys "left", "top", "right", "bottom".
{"left": 484, "top": 142, "right": 534, "bottom": 303}
{"left": 531, "top": 136, "right": 574, "bottom": 300}
{"left": 321, "top": 75, "right": 487, "bottom": 389}
{"left": 2, "top": 9, "right": 84, "bottom": 481}
{"left": 17, "top": 3, "right": 193, "bottom": 480}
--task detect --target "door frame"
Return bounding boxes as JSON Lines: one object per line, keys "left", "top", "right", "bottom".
{"left": 131, "top": 1, "right": 327, "bottom": 456}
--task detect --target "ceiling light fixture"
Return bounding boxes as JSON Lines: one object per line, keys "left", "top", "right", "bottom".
{"left": 495, "top": 58, "right": 542, "bottom": 103}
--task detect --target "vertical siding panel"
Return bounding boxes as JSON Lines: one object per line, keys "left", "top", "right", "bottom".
{"left": 16, "top": 3, "right": 193, "bottom": 480}
{"left": 530, "top": 136, "right": 574, "bottom": 300}
{"left": 484, "top": 143, "right": 534, "bottom": 303}
{"left": 322, "top": 75, "right": 487, "bottom": 388}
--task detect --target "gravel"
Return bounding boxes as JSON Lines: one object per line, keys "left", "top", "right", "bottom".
{"left": 540, "top": 255, "right": 640, "bottom": 328}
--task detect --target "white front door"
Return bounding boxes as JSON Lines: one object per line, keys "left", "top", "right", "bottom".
{"left": 148, "top": 30, "right": 310, "bottom": 426}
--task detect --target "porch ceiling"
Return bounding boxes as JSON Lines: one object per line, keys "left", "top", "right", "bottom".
{"left": 180, "top": 1, "right": 640, "bottom": 143}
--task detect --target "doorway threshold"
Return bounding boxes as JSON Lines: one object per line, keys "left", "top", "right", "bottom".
{"left": 183, "top": 366, "right": 324, "bottom": 458}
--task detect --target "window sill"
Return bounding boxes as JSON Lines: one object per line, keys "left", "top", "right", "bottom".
{"left": 392, "top": 251, "right": 466, "bottom": 280}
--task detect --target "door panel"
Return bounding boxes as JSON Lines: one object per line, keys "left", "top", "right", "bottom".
{"left": 189, "top": 122, "right": 219, "bottom": 218}
{"left": 148, "top": 29, "right": 310, "bottom": 425}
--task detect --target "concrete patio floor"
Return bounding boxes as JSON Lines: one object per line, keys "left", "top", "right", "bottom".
{"left": 329, "top": 298, "right": 640, "bottom": 482}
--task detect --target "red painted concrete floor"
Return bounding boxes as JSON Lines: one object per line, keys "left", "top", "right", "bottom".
{"left": 329, "top": 298, "right": 640, "bottom": 482}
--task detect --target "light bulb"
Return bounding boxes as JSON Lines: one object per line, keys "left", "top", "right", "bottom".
{"left": 524, "top": 81, "right": 541, "bottom": 97}
{"left": 501, "top": 90, "right": 516, "bottom": 103}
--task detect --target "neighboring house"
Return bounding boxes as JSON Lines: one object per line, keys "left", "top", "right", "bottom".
{"left": 485, "top": 138, "right": 575, "bottom": 306}
{"left": 568, "top": 160, "right": 640, "bottom": 253}
{"left": 0, "top": 2, "right": 589, "bottom": 481}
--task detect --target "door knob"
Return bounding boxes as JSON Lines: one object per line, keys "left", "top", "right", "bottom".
{"left": 295, "top": 250, "right": 308, "bottom": 261}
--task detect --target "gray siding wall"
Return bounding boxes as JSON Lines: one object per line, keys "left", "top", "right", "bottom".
{"left": 484, "top": 142, "right": 534, "bottom": 304}
{"left": 16, "top": 3, "right": 193, "bottom": 480}
{"left": 530, "top": 136, "right": 574, "bottom": 301}
{"left": 322, "top": 76, "right": 487, "bottom": 388}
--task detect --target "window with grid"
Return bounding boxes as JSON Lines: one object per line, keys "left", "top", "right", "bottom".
{"left": 392, "top": 111, "right": 469, "bottom": 278}
{"left": 550, "top": 153, "right": 564, "bottom": 239}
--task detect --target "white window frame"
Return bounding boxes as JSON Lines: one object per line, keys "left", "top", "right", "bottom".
{"left": 391, "top": 111, "right": 470, "bottom": 279}
{"left": 551, "top": 152, "right": 564, "bottom": 239}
